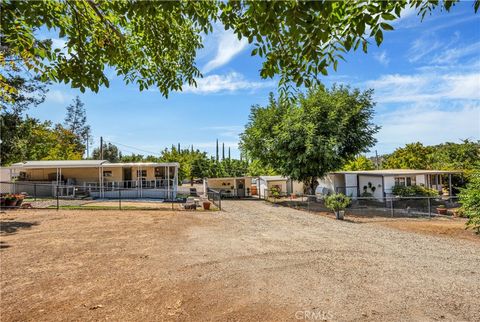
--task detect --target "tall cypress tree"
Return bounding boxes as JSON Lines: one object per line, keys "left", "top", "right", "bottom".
{"left": 216, "top": 139, "right": 219, "bottom": 161}
{"left": 228, "top": 147, "right": 231, "bottom": 160}
{"left": 222, "top": 142, "right": 225, "bottom": 160}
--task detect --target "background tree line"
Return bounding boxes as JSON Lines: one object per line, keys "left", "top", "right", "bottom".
{"left": 0, "top": 62, "right": 91, "bottom": 165}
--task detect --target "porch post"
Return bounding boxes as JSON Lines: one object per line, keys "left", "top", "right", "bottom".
{"left": 56, "top": 167, "right": 59, "bottom": 197}
{"left": 101, "top": 165, "right": 104, "bottom": 198}
{"left": 59, "top": 167, "right": 62, "bottom": 197}
{"left": 97, "top": 167, "right": 100, "bottom": 197}
{"left": 174, "top": 165, "right": 178, "bottom": 197}
{"left": 167, "top": 165, "right": 170, "bottom": 199}
{"left": 448, "top": 173, "right": 452, "bottom": 196}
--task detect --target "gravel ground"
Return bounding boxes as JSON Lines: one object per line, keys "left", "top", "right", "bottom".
{"left": 1, "top": 200, "right": 479, "bottom": 321}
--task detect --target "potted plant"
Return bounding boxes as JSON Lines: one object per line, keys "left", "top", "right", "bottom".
{"left": 4, "top": 194, "right": 17, "bottom": 208}
{"left": 203, "top": 200, "right": 211, "bottom": 210}
{"left": 436, "top": 204, "right": 447, "bottom": 215}
{"left": 325, "top": 193, "right": 351, "bottom": 220}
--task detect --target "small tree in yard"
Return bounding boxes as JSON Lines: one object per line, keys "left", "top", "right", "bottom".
{"left": 241, "top": 86, "right": 379, "bottom": 194}
{"left": 459, "top": 165, "right": 480, "bottom": 234}
{"left": 324, "top": 193, "right": 351, "bottom": 220}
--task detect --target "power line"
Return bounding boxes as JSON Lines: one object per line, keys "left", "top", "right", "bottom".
{"left": 107, "top": 140, "right": 162, "bottom": 156}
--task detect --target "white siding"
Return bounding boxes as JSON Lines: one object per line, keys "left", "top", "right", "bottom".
{"left": 290, "top": 180, "right": 304, "bottom": 195}
{"left": 384, "top": 176, "right": 396, "bottom": 195}
{"left": 358, "top": 175, "right": 384, "bottom": 200}
{"left": 416, "top": 174, "right": 426, "bottom": 186}
{"left": 345, "top": 174, "right": 358, "bottom": 197}
{"left": 316, "top": 174, "right": 336, "bottom": 194}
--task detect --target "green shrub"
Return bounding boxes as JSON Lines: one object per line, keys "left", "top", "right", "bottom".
{"left": 391, "top": 185, "right": 438, "bottom": 197}
{"left": 459, "top": 166, "right": 480, "bottom": 234}
{"left": 270, "top": 185, "right": 281, "bottom": 199}
{"left": 325, "top": 193, "right": 351, "bottom": 212}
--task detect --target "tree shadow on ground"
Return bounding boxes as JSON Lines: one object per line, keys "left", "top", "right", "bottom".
{"left": 0, "top": 221, "right": 39, "bottom": 235}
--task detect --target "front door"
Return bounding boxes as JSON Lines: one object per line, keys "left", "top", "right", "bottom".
{"left": 123, "top": 167, "right": 132, "bottom": 188}
{"left": 237, "top": 179, "right": 245, "bottom": 198}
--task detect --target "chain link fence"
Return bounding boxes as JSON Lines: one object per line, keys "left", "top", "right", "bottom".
{"left": 262, "top": 189, "right": 462, "bottom": 218}
{"left": 0, "top": 181, "right": 217, "bottom": 211}
{"left": 207, "top": 188, "right": 222, "bottom": 210}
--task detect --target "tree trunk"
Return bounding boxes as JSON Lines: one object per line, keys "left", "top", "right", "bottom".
{"left": 305, "top": 177, "right": 319, "bottom": 195}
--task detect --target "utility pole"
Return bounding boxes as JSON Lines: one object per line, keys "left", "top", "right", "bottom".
{"left": 375, "top": 150, "right": 379, "bottom": 169}
{"left": 100, "top": 136, "right": 104, "bottom": 160}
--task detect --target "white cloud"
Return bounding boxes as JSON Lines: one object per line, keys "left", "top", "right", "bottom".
{"left": 374, "top": 103, "right": 480, "bottom": 153}
{"left": 182, "top": 72, "right": 274, "bottom": 94}
{"left": 45, "top": 90, "right": 74, "bottom": 104}
{"left": 431, "top": 41, "right": 480, "bottom": 65}
{"left": 373, "top": 51, "right": 390, "bottom": 66}
{"left": 407, "top": 37, "right": 443, "bottom": 63}
{"left": 202, "top": 28, "right": 248, "bottom": 74}
{"left": 364, "top": 68, "right": 480, "bottom": 153}
{"left": 366, "top": 72, "right": 480, "bottom": 103}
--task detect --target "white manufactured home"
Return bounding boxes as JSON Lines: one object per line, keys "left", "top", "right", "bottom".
{"left": 316, "top": 169, "right": 460, "bottom": 200}
{"left": 5, "top": 160, "right": 179, "bottom": 199}
{"left": 257, "top": 176, "right": 304, "bottom": 199}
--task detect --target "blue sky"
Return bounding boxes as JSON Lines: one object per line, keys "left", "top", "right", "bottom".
{"left": 31, "top": 3, "right": 480, "bottom": 158}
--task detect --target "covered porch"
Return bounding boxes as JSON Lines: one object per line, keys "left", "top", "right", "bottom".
{"left": 8, "top": 160, "right": 179, "bottom": 199}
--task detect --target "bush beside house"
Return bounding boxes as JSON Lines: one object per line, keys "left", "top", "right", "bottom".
{"left": 391, "top": 185, "right": 438, "bottom": 197}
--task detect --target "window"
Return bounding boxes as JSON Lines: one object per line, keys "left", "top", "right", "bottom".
{"left": 394, "top": 177, "right": 406, "bottom": 186}
{"left": 154, "top": 167, "right": 163, "bottom": 178}
{"left": 406, "top": 176, "right": 416, "bottom": 186}
{"left": 396, "top": 176, "right": 417, "bottom": 187}
{"left": 136, "top": 170, "right": 147, "bottom": 177}
{"left": 103, "top": 171, "right": 112, "bottom": 177}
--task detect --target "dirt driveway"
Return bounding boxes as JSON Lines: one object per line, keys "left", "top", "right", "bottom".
{"left": 1, "top": 200, "right": 479, "bottom": 321}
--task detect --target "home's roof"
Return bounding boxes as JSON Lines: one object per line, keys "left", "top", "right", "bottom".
{"left": 207, "top": 176, "right": 251, "bottom": 180}
{"left": 9, "top": 160, "right": 179, "bottom": 169}
{"left": 259, "top": 175, "right": 288, "bottom": 181}
{"left": 333, "top": 169, "right": 462, "bottom": 176}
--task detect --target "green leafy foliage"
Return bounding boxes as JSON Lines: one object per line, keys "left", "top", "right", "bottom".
{"left": 344, "top": 155, "right": 375, "bottom": 171}
{"left": 325, "top": 193, "right": 351, "bottom": 212}
{"left": 391, "top": 185, "right": 439, "bottom": 197}
{"left": 382, "top": 141, "right": 480, "bottom": 171}
{"left": 0, "top": 115, "right": 84, "bottom": 164}
{"left": 0, "top": 68, "right": 85, "bottom": 164}
{"left": 382, "top": 142, "right": 435, "bottom": 169}
{"left": 92, "top": 142, "right": 121, "bottom": 162}
{"left": 2, "top": 1, "right": 476, "bottom": 99}
{"left": 459, "top": 164, "right": 480, "bottom": 234}
{"left": 64, "top": 96, "right": 91, "bottom": 151}
{"left": 240, "top": 86, "right": 379, "bottom": 192}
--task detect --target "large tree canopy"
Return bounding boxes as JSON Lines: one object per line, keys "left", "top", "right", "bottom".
{"left": 241, "top": 86, "right": 379, "bottom": 192}
{"left": 1, "top": 0, "right": 478, "bottom": 101}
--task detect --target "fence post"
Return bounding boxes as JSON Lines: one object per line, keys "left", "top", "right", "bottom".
{"left": 428, "top": 197, "right": 431, "bottom": 217}
{"left": 390, "top": 198, "right": 394, "bottom": 217}
{"left": 218, "top": 192, "right": 221, "bottom": 211}
{"left": 34, "top": 183, "right": 37, "bottom": 201}
{"left": 56, "top": 185, "right": 59, "bottom": 211}
{"left": 119, "top": 189, "right": 122, "bottom": 210}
